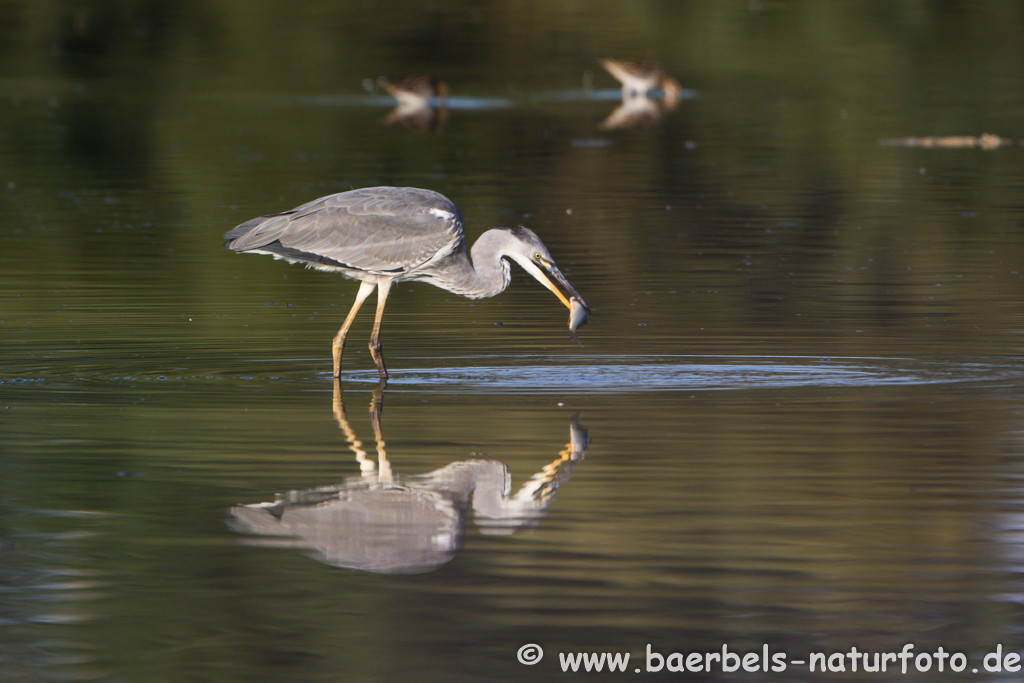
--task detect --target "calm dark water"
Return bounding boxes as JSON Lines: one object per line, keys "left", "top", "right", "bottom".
{"left": 4, "top": 1, "right": 1024, "bottom": 681}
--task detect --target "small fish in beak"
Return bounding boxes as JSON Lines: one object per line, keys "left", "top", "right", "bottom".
{"left": 568, "top": 296, "right": 589, "bottom": 346}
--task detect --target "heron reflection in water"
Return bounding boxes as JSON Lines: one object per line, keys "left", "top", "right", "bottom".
{"left": 224, "top": 186, "right": 589, "bottom": 381}
{"left": 598, "top": 58, "right": 683, "bottom": 130}
{"left": 378, "top": 75, "right": 448, "bottom": 130}
{"left": 228, "top": 381, "right": 589, "bottom": 574}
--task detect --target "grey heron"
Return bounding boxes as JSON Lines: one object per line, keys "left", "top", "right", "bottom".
{"left": 223, "top": 186, "right": 589, "bottom": 380}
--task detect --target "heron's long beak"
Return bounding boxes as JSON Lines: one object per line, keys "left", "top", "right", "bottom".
{"left": 536, "top": 261, "right": 588, "bottom": 313}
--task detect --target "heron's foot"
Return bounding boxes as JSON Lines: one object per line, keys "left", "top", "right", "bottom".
{"left": 331, "top": 352, "right": 340, "bottom": 378}
{"left": 370, "top": 356, "right": 388, "bottom": 382}
{"left": 368, "top": 339, "right": 388, "bottom": 381}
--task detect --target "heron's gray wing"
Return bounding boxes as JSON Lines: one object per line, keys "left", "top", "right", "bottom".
{"left": 224, "top": 187, "right": 466, "bottom": 275}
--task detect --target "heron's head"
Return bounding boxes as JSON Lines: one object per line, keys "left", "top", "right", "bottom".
{"left": 502, "top": 227, "right": 588, "bottom": 313}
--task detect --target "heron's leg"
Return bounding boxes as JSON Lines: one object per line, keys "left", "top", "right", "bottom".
{"left": 333, "top": 281, "right": 375, "bottom": 378}
{"left": 368, "top": 278, "right": 393, "bottom": 381}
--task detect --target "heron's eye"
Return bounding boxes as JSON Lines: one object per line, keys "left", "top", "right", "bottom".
{"left": 533, "top": 253, "right": 543, "bottom": 261}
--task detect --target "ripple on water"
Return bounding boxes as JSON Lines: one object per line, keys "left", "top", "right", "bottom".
{"left": 0, "top": 354, "right": 1011, "bottom": 396}
{"left": 346, "top": 355, "right": 1010, "bottom": 394}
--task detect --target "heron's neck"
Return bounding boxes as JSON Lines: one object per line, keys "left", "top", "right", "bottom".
{"left": 434, "top": 229, "right": 512, "bottom": 299}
